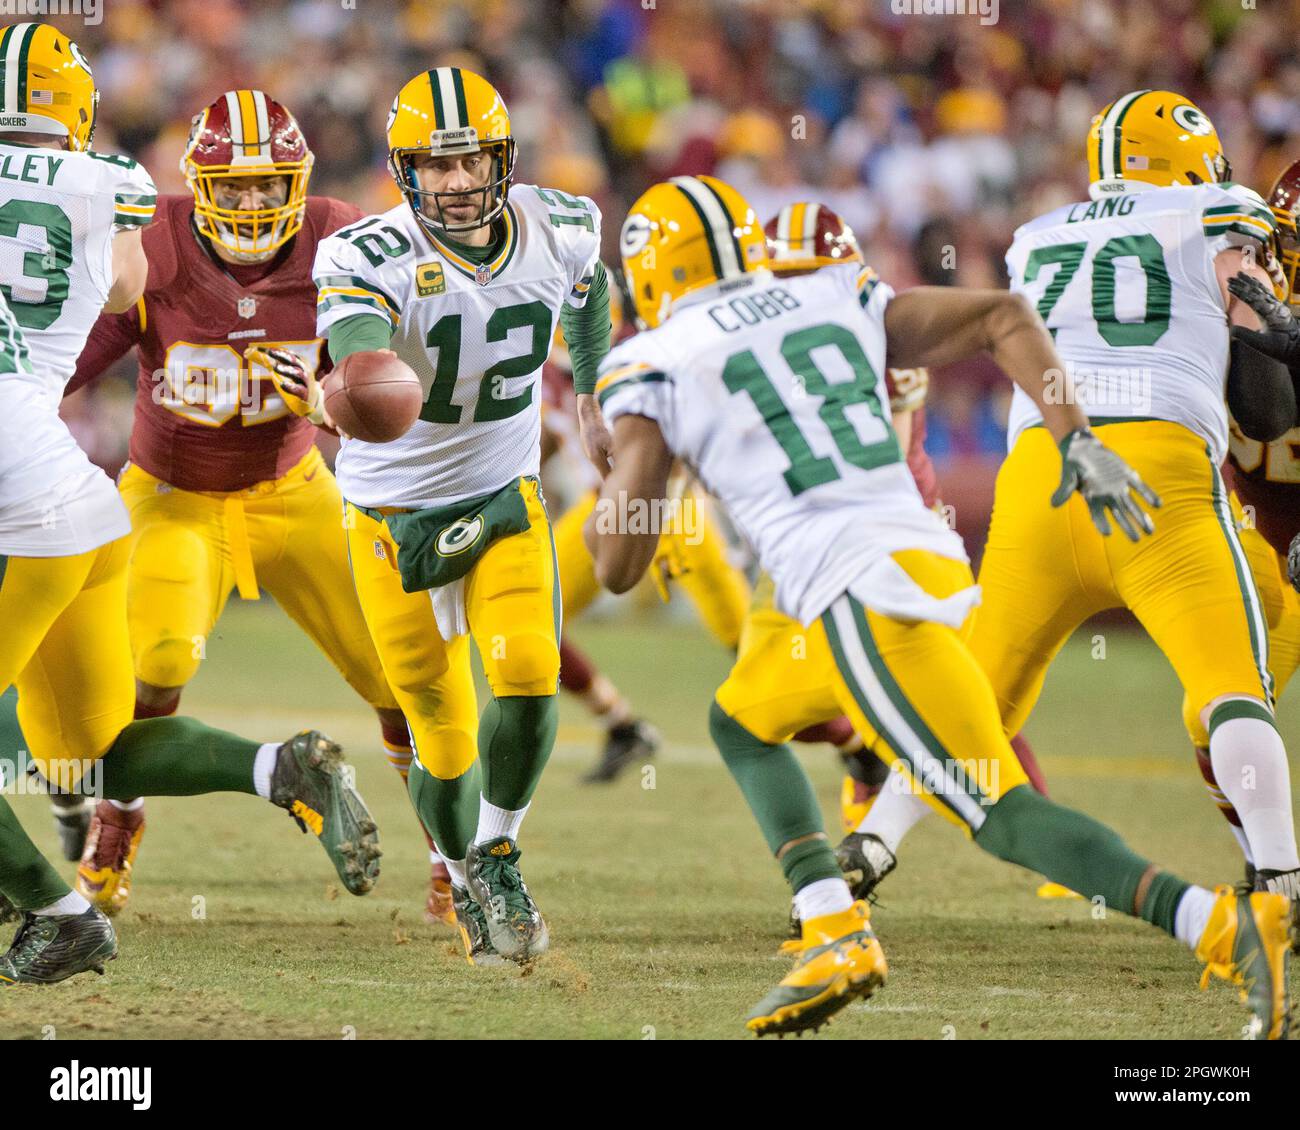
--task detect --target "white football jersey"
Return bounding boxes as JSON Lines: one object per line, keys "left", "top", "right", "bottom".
{"left": 597, "top": 265, "right": 966, "bottom": 627}
{"left": 0, "top": 145, "right": 155, "bottom": 555}
{"left": 1005, "top": 182, "right": 1277, "bottom": 463}
{"left": 313, "top": 184, "right": 602, "bottom": 508}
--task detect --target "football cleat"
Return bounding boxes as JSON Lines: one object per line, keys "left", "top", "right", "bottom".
{"left": 425, "top": 859, "right": 457, "bottom": 928}
{"left": 269, "top": 731, "right": 381, "bottom": 895}
{"left": 50, "top": 794, "right": 92, "bottom": 862}
{"left": 583, "top": 718, "right": 660, "bottom": 784}
{"left": 1196, "top": 885, "right": 1293, "bottom": 1040}
{"left": 75, "top": 802, "right": 145, "bottom": 916}
{"left": 0, "top": 908, "right": 117, "bottom": 986}
{"left": 451, "top": 885, "right": 508, "bottom": 967}
{"left": 465, "top": 836, "right": 549, "bottom": 963}
{"left": 747, "top": 901, "right": 886, "bottom": 1037}
{"left": 1035, "top": 881, "right": 1083, "bottom": 900}
{"left": 1257, "top": 868, "right": 1300, "bottom": 901}
{"left": 839, "top": 775, "right": 875, "bottom": 836}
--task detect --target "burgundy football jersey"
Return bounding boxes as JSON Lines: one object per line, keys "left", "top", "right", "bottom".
{"left": 1225, "top": 422, "right": 1300, "bottom": 558}
{"left": 72, "top": 194, "right": 363, "bottom": 492}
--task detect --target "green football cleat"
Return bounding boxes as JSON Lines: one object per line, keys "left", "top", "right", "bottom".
{"left": 269, "top": 730, "right": 381, "bottom": 895}
{"left": 465, "top": 836, "right": 549, "bottom": 963}
{"left": 451, "top": 884, "right": 508, "bottom": 968}
{"left": 0, "top": 907, "right": 117, "bottom": 986}
{"left": 50, "top": 793, "right": 92, "bottom": 862}
{"left": 1196, "top": 885, "right": 1292, "bottom": 1040}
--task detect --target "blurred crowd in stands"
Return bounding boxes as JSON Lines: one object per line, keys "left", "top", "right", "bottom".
{"left": 54, "top": 0, "right": 1300, "bottom": 480}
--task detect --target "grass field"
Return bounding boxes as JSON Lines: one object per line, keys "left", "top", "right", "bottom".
{"left": 4, "top": 601, "right": 1297, "bottom": 1040}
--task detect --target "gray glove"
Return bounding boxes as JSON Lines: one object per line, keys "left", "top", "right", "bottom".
{"left": 1228, "top": 273, "right": 1300, "bottom": 368}
{"left": 1288, "top": 531, "right": 1300, "bottom": 594}
{"left": 1051, "top": 427, "right": 1161, "bottom": 541}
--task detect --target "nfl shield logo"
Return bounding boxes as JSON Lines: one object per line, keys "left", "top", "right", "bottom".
{"left": 237, "top": 296, "right": 257, "bottom": 319}
{"left": 475, "top": 263, "right": 492, "bottom": 287}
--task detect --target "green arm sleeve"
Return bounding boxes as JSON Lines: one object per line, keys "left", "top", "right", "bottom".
{"left": 559, "top": 261, "right": 611, "bottom": 396}
{"left": 327, "top": 313, "right": 394, "bottom": 364}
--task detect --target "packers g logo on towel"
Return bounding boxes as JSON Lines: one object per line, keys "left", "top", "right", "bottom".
{"left": 436, "top": 515, "right": 485, "bottom": 556}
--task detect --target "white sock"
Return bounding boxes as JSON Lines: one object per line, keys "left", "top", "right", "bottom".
{"left": 1209, "top": 711, "right": 1299, "bottom": 872}
{"left": 34, "top": 890, "right": 92, "bottom": 917}
{"left": 475, "top": 798, "right": 529, "bottom": 844}
{"left": 444, "top": 857, "right": 467, "bottom": 889}
{"left": 252, "top": 743, "right": 279, "bottom": 800}
{"left": 858, "top": 774, "right": 931, "bottom": 851}
{"left": 1229, "top": 823, "right": 1255, "bottom": 867}
{"left": 108, "top": 797, "right": 143, "bottom": 813}
{"left": 794, "top": 877, "right": 854, "bottom": 922}
{"left": 1173, "top": 886, "right": 1218, "bottom": 951}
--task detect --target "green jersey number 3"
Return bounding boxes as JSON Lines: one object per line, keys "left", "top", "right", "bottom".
{"left": 722, "top": 322, "right": 900, "bottom": 496}
{"left": 0, "top": 199, "right": 73, "bottom": 330}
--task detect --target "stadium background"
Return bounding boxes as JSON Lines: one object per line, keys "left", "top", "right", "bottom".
{"left": 56, "top": 0, "right": 1300, "bottom": 560}
{"left": 6, "top": 0, "right": 1300, "bottom": 1041}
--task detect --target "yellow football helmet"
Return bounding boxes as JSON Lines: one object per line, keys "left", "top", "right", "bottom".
{"left": 0, "top": 22, "right": 98, "bottom": 152}
{"left": 620, "top": 175, "right": 769, "bottom": 330}
{"left": 1087, "top": 90, "right": 1229, "bottom": 199}
{"left": 386, "top": 66, "right": 514, "bottom": 235}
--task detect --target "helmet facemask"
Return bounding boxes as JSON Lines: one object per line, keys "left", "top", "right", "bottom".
{"left": 184, "top": 160, "right": 312, "bottom": 263}
{"left": 390, "top": 134, "right": 515, "bottom": 238}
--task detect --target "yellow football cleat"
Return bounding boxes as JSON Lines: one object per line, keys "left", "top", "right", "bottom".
{"left": 1195, "top": 885, "right": 1293, "bottom": 1040}
{"left": 747, "top": 901, "right": 886, "bottom": 1037}
{"left": 1035, "top": 881, "right": 1084, "bottom": 900}
{"left": 839, "top": 775, "right": 875, "bottom": 836}
{"left": 75, "top": 802, "right": 145, "bottom": 917}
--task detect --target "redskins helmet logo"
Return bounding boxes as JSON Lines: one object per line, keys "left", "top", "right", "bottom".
{"left": 436, "top": 516, "right": 485, "bottom": 557}
{"left": 620, "top": 213, "right": 653, "bottom": 258}
{"left": 1171, "top": 104, "right": 1213, "bottom": 136}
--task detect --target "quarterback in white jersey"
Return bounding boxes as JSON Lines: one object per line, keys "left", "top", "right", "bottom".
{"left": 315, "top": 67, "right": 614, "bottom": 968}
{"left": 587, "top": 172, "right": 1294, "bottom": 1040}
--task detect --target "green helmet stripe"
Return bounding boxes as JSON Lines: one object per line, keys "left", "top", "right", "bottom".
{"left": 13, "top": 22, "right": 34, "bottom": 112}
{"left": 673, "top": 184, "right": 723, "bottom": 280}
{"left": 451, "top": 68, "right": 468, "bottom": 129}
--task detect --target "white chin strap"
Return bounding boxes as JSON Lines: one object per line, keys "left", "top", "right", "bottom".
{"left": 217, "top": 222, "right": 282, "bottom": 262}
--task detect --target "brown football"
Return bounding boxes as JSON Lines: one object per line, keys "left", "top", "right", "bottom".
{"left": 323, "top": 350, "right": 423, "bottom": 443}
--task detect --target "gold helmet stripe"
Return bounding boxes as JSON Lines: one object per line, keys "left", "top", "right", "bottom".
{"left": 1, "top": 23, "right": 38, "bottom": 114}
{"left": 670, "top": 175, "right": 743, "bottom": 278}
{"left": 802, "top": 202, "right": 821, "bottom": 248}
{"left": 1097, "top": 89, "right": 1152, "bottom": 181}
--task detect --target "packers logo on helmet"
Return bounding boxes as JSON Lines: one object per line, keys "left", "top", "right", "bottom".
{"left": 1087, "top": 90, "right": 1230, "bottom": 200}
{"left": 0, "top": 22, "right": 98, "bottom": 152}
{"left": 386, "top": 67, "right": 515, "bottom": 236}
{"left": 620, "top": 175, "right": 769, "bottom": 330}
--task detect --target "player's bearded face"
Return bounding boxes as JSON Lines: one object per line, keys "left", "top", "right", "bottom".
{"left": 410, "top": 152, "right": 492, "bottom": 228}
{"left": 212, "top": 174, "right": 291, "bottom": 239}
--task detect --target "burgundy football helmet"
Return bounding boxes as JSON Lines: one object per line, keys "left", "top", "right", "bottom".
{"left": 180, "top": 90, "right": 314, "bottom": 262}
{"left": 764, "top": 202, "right": 863, "bottom": 276}
{"left": 1268, "top": 158, "right": 1300, "bottom": 306}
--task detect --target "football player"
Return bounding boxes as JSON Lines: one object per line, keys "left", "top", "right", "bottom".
{"left": 67, "top": 90, "right": 448, "bottom": 924}
{"left": 839, "top": 93, "right": 1300, "bottom": 905}
{"left": 312, "top": 67, "right": 614, "bottom": 965}
{"left": 0, "top": 23, "right": 379, "bottom": 984}
{"left": 588, "top": 172, "right": 1293, "bottom": 1038}
{"left": 1186, "top": 158, "right": 1300, "bottom": 880}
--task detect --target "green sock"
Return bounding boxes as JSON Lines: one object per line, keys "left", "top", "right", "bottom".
{"left": 974, "top": 784, "right": 1189, "bottom": 934}
{"left": 96, "top": 716, "right": 260, "bottom": 798}
{"left": 479, "top": 694, "right": 558, "bottom": 811}
{"left": 0, "top": 793, "right": 70, "bottom": 911}
{"left": 408, "top": 760, "right": 481, "bottom": 862}
{"left": 0, "top": 685, "right": 26, "bottom": 764}
{"left": 709, "top": 700, "right": 839, "bottom": 891}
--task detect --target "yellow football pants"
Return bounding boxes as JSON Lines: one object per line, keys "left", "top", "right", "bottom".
{"left": 551, "top": 488, "right": 751, "bottom": 648}
{"left": 0, "top": 538, "right": 135, "bottom": 786}
{"left": 969, "top": 421, "right": 1270, "bottom": 739}
{"left": 343, "top": 477, "right": 560, "bottom": 780}
{"left": 119, "top": 447, "right": 397, "bottom": 712}
{"left": 1181, "top": 494, "right": 1300, "bottom": 745}
{"left": 717, "top": 550, "right": 1028, "bottom": 832}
